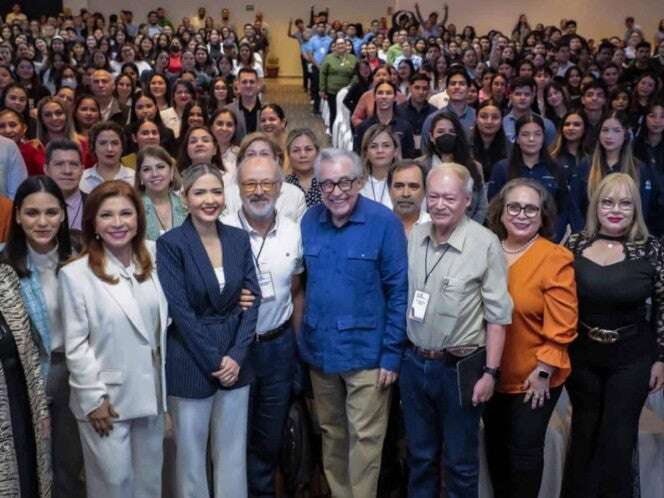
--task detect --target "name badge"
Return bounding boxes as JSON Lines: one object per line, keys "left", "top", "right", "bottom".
{"left": 258, "top": 272, "right": 276, "bottom": 301}
{"left": 410, "top": 290, "right": 430, "bottom": 322}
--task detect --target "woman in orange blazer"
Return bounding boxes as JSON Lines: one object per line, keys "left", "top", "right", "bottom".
{"left": 484, "top": 177, "right": 578, "bottom": 498}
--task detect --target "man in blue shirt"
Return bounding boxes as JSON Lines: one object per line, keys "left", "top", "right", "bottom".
{"left": 502, "top": 77, "right": 556, "bottom": 146}
{"left": 300, "top": 148, "right": 408, "bottom": 498}
{"left": 421, "top": 67, "right": 476, "bottom": 151}
{"left": 306, "top": 22, "right": 333, "bottom": 115}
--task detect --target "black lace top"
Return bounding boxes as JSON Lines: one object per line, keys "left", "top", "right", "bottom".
{"left": 566, "top": 233, "right": 664, "bottom": 361}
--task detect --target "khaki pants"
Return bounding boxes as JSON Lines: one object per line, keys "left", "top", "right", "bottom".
{"left": 310, "top": 368, "right": 392, "bottom": 498}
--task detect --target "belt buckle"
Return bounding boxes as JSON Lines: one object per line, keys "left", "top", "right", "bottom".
{"left": 588, "top": 327, "right": 619, "bottom": 344}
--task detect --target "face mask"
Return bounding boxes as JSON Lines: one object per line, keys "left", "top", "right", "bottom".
{"left": 61, "top": 78, "right": 77, "bottom": 89}
{"left": 434, "top": 133, "right": 456, "bottom": 155}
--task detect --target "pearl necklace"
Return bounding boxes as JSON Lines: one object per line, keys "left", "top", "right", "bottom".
{"left": 501, "top": 234, "right": 539, "bottom": 254}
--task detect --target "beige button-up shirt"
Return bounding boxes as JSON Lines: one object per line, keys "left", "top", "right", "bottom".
{"left": 406, "top": 216, "right": 513, "bottom": 349}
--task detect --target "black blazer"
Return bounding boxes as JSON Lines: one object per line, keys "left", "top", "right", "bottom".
{"left": 156, "top": 216, "right": 261, "bottom": 398}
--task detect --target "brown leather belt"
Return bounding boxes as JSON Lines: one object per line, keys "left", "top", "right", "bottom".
{"left": 408, "top": 342, "right": 479, "bottom": 363}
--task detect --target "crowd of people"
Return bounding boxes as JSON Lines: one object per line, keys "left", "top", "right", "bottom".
{"left": 0, "top": 3, "right": 663, "bottom": 498}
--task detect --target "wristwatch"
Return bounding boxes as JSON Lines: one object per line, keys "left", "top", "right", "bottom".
{"left": 537, "top": 370, "right": 551, "bottom": 379}
{"left": 482, "top": 366, "right": 500, "bottom": 379}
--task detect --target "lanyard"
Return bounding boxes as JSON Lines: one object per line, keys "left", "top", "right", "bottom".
{"left": 238, "top": 213, "right": 274, "bottom": 272}
{"left": 424, "top": 238, "right": 449, "bottom": 286}
{"left": 369, "top": 176, "right": 387, "bottom": 204}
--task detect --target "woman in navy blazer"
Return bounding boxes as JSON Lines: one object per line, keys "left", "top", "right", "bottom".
{"left": 156, "top": 163, "right": 260, "bottom": 498}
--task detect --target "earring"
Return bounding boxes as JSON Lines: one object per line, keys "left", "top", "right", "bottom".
{"left": 95, "top": 233, "right": 100, "bottom": 240}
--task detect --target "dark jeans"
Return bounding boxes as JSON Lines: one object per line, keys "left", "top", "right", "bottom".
{"left": 562, "top": 346, "right": 651, "bottom": 498}
{"left": 326, "top": 92, "right": 338, "bottom": 129}
{"left": 47, "top": 354, "right": 86, "bottom": 498}
{"left": 300, "top": 55, "right": 310, "bottom": 92}
{"left": 248, "top": 327, "right": 296, "bottom": 498}
{"left": 399, "top": 348, "right": 483, "bottom": 498}
{"left": 310, "top": 66, "right": 320, "bottom": 113}
{"left": 483, "top": 385, "right": 563, "bottom": 498}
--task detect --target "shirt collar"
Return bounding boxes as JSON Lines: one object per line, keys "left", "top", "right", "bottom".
{"left": 419, "top": 215, "right": 469, "bottom": 252}
{"left": 237, "top": 207, "right": 280, "bottom": 236}
{"left": 27, "top": 243, "right": 59, "bottom": 270}
{"left": 65, "top": 190, "right": 83, "bottom": 207}
{"left": 318, "top": 194, "right": 367, "bottom": 225}
{"left": 104, "top": 247, "right": 136, "bottom": 280}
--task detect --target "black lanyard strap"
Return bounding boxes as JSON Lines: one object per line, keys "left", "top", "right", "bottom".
{"left": 424, "top": 238, "right": 449, "bottom": 286}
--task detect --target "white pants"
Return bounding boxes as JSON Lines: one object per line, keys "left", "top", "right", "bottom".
{"left": 168, "top": 386, "right": 250, "bottom": 498}
{"left": 78, "top": 414, "right": 164, "bottom": 498}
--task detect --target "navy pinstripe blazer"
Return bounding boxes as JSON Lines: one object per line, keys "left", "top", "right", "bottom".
{"left": 156, "top": 216, "right": 261, "bottom": 398}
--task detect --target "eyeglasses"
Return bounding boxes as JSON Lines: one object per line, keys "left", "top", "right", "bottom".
{"left": 319, "top": 177, "right": 357, "bottom": 194}
{"left": 240, "top": 180, "right": 278, "bottom": 194}
{"left": 599, "top": 198, "right": 633, "bottom": 211}
{"left": 505, "top": 202, "right": 540, "bottom": 218}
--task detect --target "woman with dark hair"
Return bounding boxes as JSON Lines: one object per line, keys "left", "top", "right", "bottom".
{"left": 473, "top": 99, "right": 509, "bottom": 181}
{"left": 113, "top": 73, "right": 136, "bottom": 115}
{"left": 140, "top": 50, "right": 171, "bottom": 88}
{"left": 609, "top": 85, "right": 632, "bottom": 112}
{"left": 207, "top": 76, "right": 234, "bottom": 116}
{"left": 234, "top": 42, "right": 264, "bottom": 79}
{"left": 80, "top": 121, "right": 135, "bottom": 194}
{"left": 175, "top": 125, "right": 225, "bottom": 174}
{"left": 489, "top": 114, "right": 575, "bottom": 239}
{"left": 14, "top": 58, "right": 50, "bottom": 107}
{"left": 160, "top": 79, "right": 195, "bottom": 139}
{"left": 2, "top": 83, "right": 37, "bottom": 139}
{"left": 484, "top": 177, "right": 577, "bottom": 498}
{"left": 258, "top": 103, "right": 287, "bottom": 151}
{"left": 210, "top": 108, "right": 240, "bottom": 176}
{"left": 490, "top": 73, "right": 509, "bottom": 115}
{"left": 73, "top": 94, "right": 101, "bottom": 139}
{"left": 563, "top": 65, "right": 583, "bottom": 105}
{"left": 22, "top": 97, "right": 94, "bottom": 176}
{"left": 178, "top": 100, "right": 209, "bottom": 148}
{"left": 286, "top": 128, "right": 322, "bottom": 207}
{"left": 580, "top": 110, "right": 660, "bottom": 233}
{"left": 351, "top": 65, "right": 407, "bottom": 128}
{"left": 543, "top": 81, "right": 568, "bottom": 129}
{"left": 128, "top": 92, "right": 177, "bottom": 153}
{"left": 424, "top": 111, "right": 487, "bottom": 221}
{"left": 147, "top": 72, "right": 171, "bottom": 112}
{"left": 1, "top": 175, "right": 87, "bottom": 497}
{"left": 59, "top": 180, "right": 168, "bottom": 498}
{"left": 353, "top": 81, "right": 415, "bottom": 158}
{"left": 342, "top": 60, "right": 373, "bottom": 115}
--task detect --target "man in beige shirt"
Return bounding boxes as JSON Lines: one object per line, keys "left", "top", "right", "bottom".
{"left": 400, "top": 162, "right": 512, "bottom": 498}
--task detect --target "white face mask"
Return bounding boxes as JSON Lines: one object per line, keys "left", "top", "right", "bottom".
{"left": 61, "top": 78, "right": 77, "bottom": 89}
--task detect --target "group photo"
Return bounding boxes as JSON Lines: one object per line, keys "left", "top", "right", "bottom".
{"left": 0, "top": 1, "right": 663, "bottom": 497}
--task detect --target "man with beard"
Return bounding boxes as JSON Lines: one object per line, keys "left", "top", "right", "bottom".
{"left": 388, "top": 159, "right": 430, "bottom": 235}
{"left": 222, "top": 155, "right": 305, "bottom": 498}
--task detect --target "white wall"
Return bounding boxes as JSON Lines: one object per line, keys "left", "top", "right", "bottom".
{"left": 65, "top": 0, "right": 664, "bottom": 77}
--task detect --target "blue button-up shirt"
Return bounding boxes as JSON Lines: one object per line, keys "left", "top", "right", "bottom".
{"left": 307, "top": 34, "right": 333, "bottom": 66}
{"left": 299, "top": 195, "right": 408, "bottom": 374}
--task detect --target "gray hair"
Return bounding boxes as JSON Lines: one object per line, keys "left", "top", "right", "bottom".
{"left": 314, "top": 148, "right": 364, "bottom": 181}
{"left": 426, "top": 162, "right": 474, "bottom": 194}
{"left": 237, "top": 155, "right": 285, "bottom": 183}
{"left": 181, "top": 163, "right": 225, "bottom": 195}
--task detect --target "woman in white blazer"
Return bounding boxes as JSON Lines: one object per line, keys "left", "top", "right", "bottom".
{"left": 58, "top": 179, "right": 168, "bottom": 498}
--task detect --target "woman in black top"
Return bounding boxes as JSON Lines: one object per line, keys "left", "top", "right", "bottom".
{"left": 473, "top": 99, "right": 509, "bottom": 181}
{"left": 562, "top": 173, "right": 664, "bottom": 498}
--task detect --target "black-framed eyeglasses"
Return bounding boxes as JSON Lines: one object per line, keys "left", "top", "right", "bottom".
{"left": 319, "top": 177, "right": 358, "bottom": 194}
{"left": 505, "top": 202, "right": 540, "bottom": 218}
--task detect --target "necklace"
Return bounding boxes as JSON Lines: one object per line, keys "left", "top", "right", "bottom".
{"left": 501, "top": 234, "right": 538, "bottom": 254}
{"left": 597, "top": 232, "right": 626, "bottom": 249}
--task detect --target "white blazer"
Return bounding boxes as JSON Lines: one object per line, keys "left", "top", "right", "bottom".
{"left": 58, "top": 252, "right": 168, "bottom": 422}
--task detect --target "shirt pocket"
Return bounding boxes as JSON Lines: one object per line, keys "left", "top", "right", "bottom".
{"left": 345, "top": 248, "right": 379, "bottom": 284}
{"left": 433, "top": 276, "right": 466, "bottom": 331}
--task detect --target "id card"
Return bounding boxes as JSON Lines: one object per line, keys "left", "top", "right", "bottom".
{"left": 258, "top": 272, "right": 276, "bottom": 301}
{"left": 409, "top": 290, "right": 430, "bottom": 322}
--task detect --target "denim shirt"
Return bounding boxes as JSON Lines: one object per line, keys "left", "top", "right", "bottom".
{"left": 299, "top": 195, "right": 408, "bottom": 374}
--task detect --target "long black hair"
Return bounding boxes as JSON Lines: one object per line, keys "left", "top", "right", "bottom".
{"left": 472, "top": 99, "right": 509, "bottom": 180}
{"left": 1, "top": 176, "right": 72, "bottom": 278}
{"left": 427, "top": 111, "right": 483, "bottom": 190}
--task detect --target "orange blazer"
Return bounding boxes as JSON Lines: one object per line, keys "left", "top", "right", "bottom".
{"left": 498, "top": 237, "right": 578, "bottom": 394}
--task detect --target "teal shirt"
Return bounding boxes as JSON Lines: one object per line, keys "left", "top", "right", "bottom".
{"left": 143, "top": 192, "right": 188, "bottom": 240}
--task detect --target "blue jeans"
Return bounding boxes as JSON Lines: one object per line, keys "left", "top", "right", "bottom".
{"left": 248, "top": 327, "right": 296, "bottom": 498}
{"left": 399, "top": 348, "right": 483, "bottom": 498}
